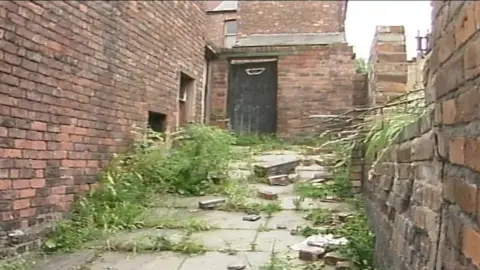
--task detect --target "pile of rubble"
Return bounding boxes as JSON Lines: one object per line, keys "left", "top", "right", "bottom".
{"left": 291, "top": 234, "right": 352, "bottom": 269}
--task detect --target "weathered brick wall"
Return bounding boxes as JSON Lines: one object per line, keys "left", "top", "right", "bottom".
{"left": 365, "top": 110, "right": 438, "bottom": 270}
{"left": 237, "top": 0, "right": 347, "bottom": 38}
{"left": 368, "top": 26, "right": 408, "bottom": 106}
{"left": 406, "top": 56, "right": 428, "bottom": 92}
{"left": 206, "top": 11, "right": 237, "bottom": 48}
{"left": 0, "top": 1, "right": 206, "bottom": 253}
{"left": 210, "top": 45, "right": 358, "bottom": 137}
{"left": 432, "top": 1, "right": 480, "bottom": 269}
{"left": 365, "top": 1, "right": 480, "bottom": 269}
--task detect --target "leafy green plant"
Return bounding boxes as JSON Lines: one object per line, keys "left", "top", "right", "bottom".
{"left": 43, "top": 170, "right": 149, "bottom": 252}
{"left": 329, "top": 200, "right": 375, "bottom": 269}
{"left": 132, "top": 125, "right": 237, "bottom": 195}
{"left": 0, "top": 258, "right": 31, "bottom": 270}
{"left": 43, "top": 125, "right": 238, "bottom": 253}
{"left": 292, "top": 196, "right": 305, "bottom": 210}
{"left": 261, "top": 202, "right": 282, "bottom": 217}
{"left": 304, "top": 209, "right": 334, "bottom": 225}
{"left": 355, "top": 58, "right": 369, "bottom": 74}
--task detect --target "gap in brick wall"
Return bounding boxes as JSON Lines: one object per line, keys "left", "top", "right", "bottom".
{"left": 147, "top": 111, "right": 167, "bottom": 133}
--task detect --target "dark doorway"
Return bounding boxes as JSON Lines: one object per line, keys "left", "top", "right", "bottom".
{"left": 179, "top": 73, "right": 195, "bottom": 127}
{"left": 227, "top": 60, "right": 278, "bottom": 134}
{"left": 148, "top": 111, "right": 166, "bottom": 132}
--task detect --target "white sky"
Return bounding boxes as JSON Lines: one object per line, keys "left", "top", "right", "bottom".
{"left": 345, "top": 1, "right": 432, "bottom": 60}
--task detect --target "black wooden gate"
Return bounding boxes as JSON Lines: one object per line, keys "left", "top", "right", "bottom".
{"left": 227, "top": 61, "right": 278, "bottom": 134}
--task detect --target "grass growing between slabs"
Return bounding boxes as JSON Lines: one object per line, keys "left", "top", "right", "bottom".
{"left": 39, "top": 125, "right": 247, "bottom": 254}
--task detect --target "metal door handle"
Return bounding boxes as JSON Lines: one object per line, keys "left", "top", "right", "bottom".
{"left": 245, "top": 68, "right": 265, "bottom": 75}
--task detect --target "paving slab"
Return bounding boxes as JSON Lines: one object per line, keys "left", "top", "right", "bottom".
{"left": 295, "top": 164, "right": 328, "bottom": 180}
{"left": 254, "top": 230, "right": 305, "bottom": 253}
{"left": 260, "top": 150, "right": 300, "bottom": 156}
{"left": 279, "top": 195, "right": 354, "bottom": 211}
{"left": 32, "top": 250, "right": 98, "bottom": 270}
{"left": 202, "top": 211, "right": 268, "bottom": 230}
{"left": 180, "top": 251, "right": 271, "bottom": 270}
{"left": 264, "top": 210, "right": 309, "bottom": 230}
{"left": 155, "top": 195, "right": 227, "bottom": 209}
{"left": 249, "top": 183, "right": 295, "bottom": 195}
{"left": 90, "top": 251, "right": 186, "bottom": 270}
{"left": 107, "top": 229, "right": 186, "bottom": 246}
{"left": 191, "top": 229, "right": 258, "bottom": 251}
{"left": 254, "top": 154, "right": 300, "bottom": 165}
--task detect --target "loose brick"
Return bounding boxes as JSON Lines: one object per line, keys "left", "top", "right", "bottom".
{"left": 267, "top": 174, "right": 290, "bottom": 186}
{"left": 299, "top": 247, "right": 326, "bottom": 261}
{"left": 257, "top": 190, "right": 278, "bottom": 200}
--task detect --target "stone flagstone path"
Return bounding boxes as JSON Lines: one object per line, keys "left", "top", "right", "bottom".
{"left": 32, "top": 149, "right": 354, "bottom": 270}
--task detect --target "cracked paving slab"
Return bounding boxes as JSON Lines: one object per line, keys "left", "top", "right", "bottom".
{"left": 190, "top": 229, "right": 258, "bottom": 251}
{"left": 202, "top": 211, "right": 269, "bottom": 230}
{"left": 89, "top": 251, "right": 187, "bottom": 270}
{"left": 263, "top": 210, "right": 309, "bottom": 230}
{"left": 180, "top": 251, "right": 271, "bottom": 270}
{"left": 254, "top": 230, "right": 306, "bottom": 253}
{"left": 32, "top": 250, "right": 98, "bottom": 270}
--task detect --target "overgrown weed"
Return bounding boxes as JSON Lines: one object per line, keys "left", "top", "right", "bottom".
{"left": 105, "top": 234, "right": 206, "bottom": 255}
{"left": 43, "top": 125, "right": 238, "bottom": 253}
{"left": 294, "top": 167, "right": 352, "bottom": 199}
{"left": 0, "top": 258, "right": 32, "bottom": 270}
{"left": 329, "top": 199, "right": 375, "bottom": 269}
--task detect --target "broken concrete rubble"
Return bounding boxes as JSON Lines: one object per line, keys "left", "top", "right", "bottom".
{"left": 242, "top": 215, "right": 261, "bottom": 222}
{"left": 335, "top": 261, "right": 352, "bottom": 270}
{"left": 301, "top": 158, "right": 316, "bottom": 166}
{"left": 227, "top": 264, "right": 246, "bottom": 270}
{"left": 298, "top": 246, "right": 326, "bottom": 261}
{"left": 257, "top": 190, "right": 278, "bottom": 200}
{"left": 290, "top": 234, "right": 348, "bottom": 252}
{"left": 288, "top": 173, "right": 300, "bottom": 183}
{"left": 199, "top": 199, "right": 226, "bottom": 210}
{"left": 253, "top": 158, "right": 299, "bottom": 177}
{"left": 267, "top": 174, "right": 290, "bottom": 186}
{"left": 324, "top": 251, "right": 349, "bottom": 266}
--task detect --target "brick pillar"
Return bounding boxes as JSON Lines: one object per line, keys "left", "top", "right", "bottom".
{"left": 368, "top": 26, "right": 408, "bottom": 106}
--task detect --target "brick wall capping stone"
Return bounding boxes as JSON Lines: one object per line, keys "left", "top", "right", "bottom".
{"left": 376, "top": 34, "right": 407, "bottom": 43}
{"left": 375, "top": 25, "right": 405, "bottom": 34}
{"left": 235, "top": 32, "right": 346, "bottom": 47}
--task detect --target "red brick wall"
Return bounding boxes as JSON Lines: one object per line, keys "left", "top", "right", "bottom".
{"left": 237, "top": 0, "right": 347, "bottom": 37}
{"left": 206, "top": 11, "right": 237, "bottom": 48}
{"left": 0, "top": 1, "right": 206, "bottom": 252}
{"left": 364, "top": 1, "right": 480, "bottom": 269}
{"left": 433, "top": 1, "right": 480, "bottom": 269}
{"left": 209, "top": 44, "right": 358, "bottom": 137}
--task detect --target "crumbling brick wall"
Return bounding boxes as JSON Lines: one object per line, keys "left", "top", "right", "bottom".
{"left": 237, "top": 0, "right": 347, "bottom": 37}
{"left": 368, "top": 26, "right": 409, "bottom": 106}
{"left": 0, "top": 1, "right": 206, "bottom": 253}
{"left": 364, "top": 1, "right": 480, "bottom": 269}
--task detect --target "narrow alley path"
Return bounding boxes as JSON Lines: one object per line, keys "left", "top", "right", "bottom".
{"left": 30, "top": 148, "right": 358, "bottom": 270}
